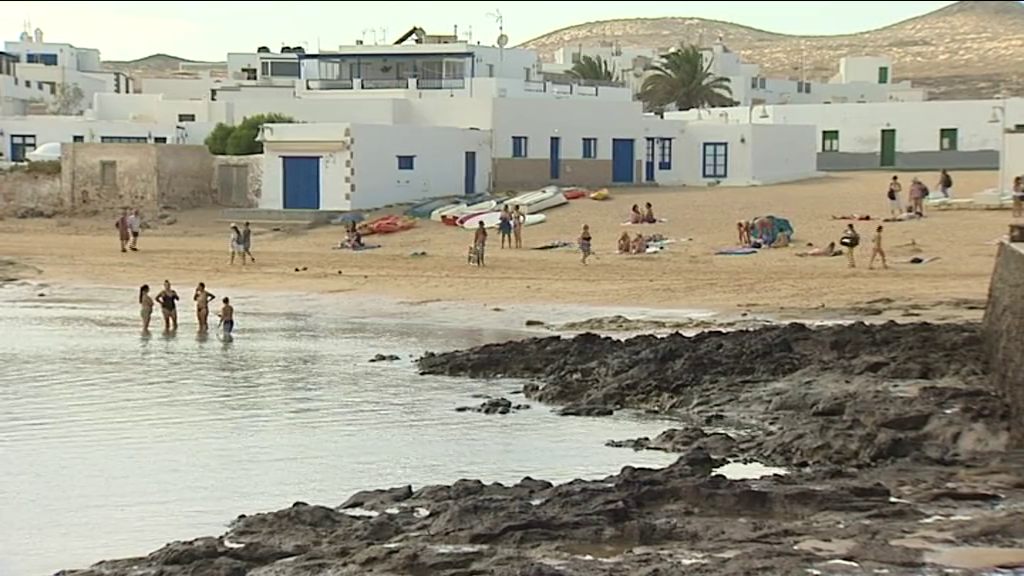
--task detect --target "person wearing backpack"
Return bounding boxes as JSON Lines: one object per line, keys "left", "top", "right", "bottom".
{"left": 840, "top": 223, "right": 861, "bottom": 269}
{"left": 936, "top": 169, "right": 953, "bottom": 198}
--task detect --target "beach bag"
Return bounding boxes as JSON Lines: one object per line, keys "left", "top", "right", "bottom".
{"left": 840, "top": 235, "right": 859, "bottom": 248}
{"left": 921, "top": 185, "right": 930, "bottom": 198}
{"left": 887, "top": 189, "right": 896, "bottom": 201}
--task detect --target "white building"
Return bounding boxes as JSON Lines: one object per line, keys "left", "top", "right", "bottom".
{"left": 670, "top": 98, "right": 1024, "bottom": 172}
{"left": 259, "top": 123, "right": 493, "bottom": 210}
{"left": 2, "top": 32, "right": 820, "bottom": 205}
{"left": 543, "top": 40, "right": 926, "bottom": 107}
{"left": 2, "top": 28, "right": 133, "bottom": 114}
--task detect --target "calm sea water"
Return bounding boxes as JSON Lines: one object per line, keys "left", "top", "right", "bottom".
{"left": 0, "top": 282, "right": 684, "bottom": 576}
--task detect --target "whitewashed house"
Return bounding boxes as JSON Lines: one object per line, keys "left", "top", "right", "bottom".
{"left": 258, "top": 122, "right": 492, "bottom": 210}
{"left": 670, "top": 98, "right": 1024, "bottom": 172}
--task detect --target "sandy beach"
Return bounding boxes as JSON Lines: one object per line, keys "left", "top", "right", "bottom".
{"left": 0, "top": 170, "right": 1010, "bottom": 322}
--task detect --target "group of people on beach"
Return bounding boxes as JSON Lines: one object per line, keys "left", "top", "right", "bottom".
{"left": 114, "top": 208, "right": 143, "bottom": 253}
{"left": 138, "top": 280, "right": 234, "bottom": 337}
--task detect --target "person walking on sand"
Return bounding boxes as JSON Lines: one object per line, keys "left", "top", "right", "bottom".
{"left": 1013, "top": 176, "right": 1023, "bottom": 218}
{"left": 840, "top": 223, "right": 860, "bottom": 269}
{"left": 139, "top": 284, "right": 154, "bottom": 332}
{"left": 229, "top": 224, "right": 245, "bottom": 266}
{"left": 115, "top": 209, "right": 131, "bottom": 253}
{"left": 512, "top": 205, "right": 525, "bottom": 249}
{"left": 473, "top": 221, "right": 487, "bottom": 267}
{"left": 498, "top": 205, "right": 513, "bottom": 249}
{"left": 193, "top": 282, "right": 216, "bottom": 332}
{"left": 579, "top": 224, "right": 593, "bottom": 265}
{"left": 127, "top": 209, "right": 142, "bottom": 251}
{"left": 241, "top": 221, "right": 255, "bottom": 263}
{"left": 218, "top": 297, "right": 235, "bottom": 339}
{"left": 868, "top": 225, "right": 889, "bottom": 270}
{"left": 937, "top": 169, "right": 953, "bottom": 199}
{"left": 155, "top": 280, "right": 179, "bottom": 332}
{"left": 887, "top": 176, "right": 902, "bottom": 217}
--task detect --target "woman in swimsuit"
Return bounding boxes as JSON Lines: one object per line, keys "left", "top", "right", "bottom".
{"left": 193, "top": 282, "right": 216, "bottom": 332}
{"left": 617, "top": 231, "right": 631, "bottom": 254}
{"left": 498, "top": 205, "right": 513, "bottom": 249}
{"left": 139, "top": 284, "right": 154, "bottom": 332}
{"left": 579, "top": 224, "right": 593, "bottom": 265}
{"left": 643, "top": 202, "right": 656, "bottom": 224}
{"left": 512, "top": 205, "right": 525, "bottom": 249}
{"left": 629, "top": 204, "right": 643, "bottom": 224}
{"left": 229, "top": 224, "right": 245, "bottom": 265}
{"left": 155, "top": 280, "right": 179, "bottom": 331}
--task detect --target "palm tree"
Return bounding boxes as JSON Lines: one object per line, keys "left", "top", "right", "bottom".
{"left": 568, "top": 54, "right": 615, "bottom": 83}
{"left": 638, "top": 45, "right": 735, "bottom": 112}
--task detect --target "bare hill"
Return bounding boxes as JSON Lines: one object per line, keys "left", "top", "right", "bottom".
{"left": 520, "top": 0, "right": 1024, "bottom": 100}
{"left": 102, "top": 53, "right": 225, "bottom": 78}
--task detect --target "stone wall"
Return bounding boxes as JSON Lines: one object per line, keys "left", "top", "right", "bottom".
{"left": 983, "top": 241, "right": 1024, "bottom": 448}
{"left": 0, "top": 166, "right": 63, "bottom": 216}
{"left": 213, "top": 155, "right": 263, "bottom": 207}
{"left": 156, "top": 145, "right": 216, "bottom": 210}
{"left": 61, "top": 143, "right": 160, "bottom": 212}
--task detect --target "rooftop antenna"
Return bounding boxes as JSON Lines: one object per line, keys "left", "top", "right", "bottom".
{"left": 361, "top": 28, "right": 377, "bottom": 45}
{"left": 379, "top": 27, "right": 388, "bottom": 44}
{"left": 487, "top": 9, "right": 507, "bottom": 60}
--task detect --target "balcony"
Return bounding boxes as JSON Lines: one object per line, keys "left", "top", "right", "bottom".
{"left": 522, "top": 80, "right": 601, "bottom": 97}
{"left": 303, "top": 77, "right": 467, "bottom": 91}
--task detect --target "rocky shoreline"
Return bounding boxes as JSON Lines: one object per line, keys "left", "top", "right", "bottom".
{"left": 61, "top": 322, "right": 1024, "bottom": 575}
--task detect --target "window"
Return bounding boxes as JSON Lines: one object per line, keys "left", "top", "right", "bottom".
{"left": 750, "top": 77, "right": 758, "bottom": 89}
{"left": 261, "top": 60, "right": 300, "bottom": 78}
{"left": 101, "top": 136, "right": 148, "bottom": 143}
{"left": 72, "top": 135, "right": 84, "bottom": 143}
{"left": 177, "top": 113, "right": 196, "bottom": 122}
{"left": 153, "top": 137, "right": 168, "bottom": 144}
{"left": 512, "top": 136, "right": 528, "bottom": 158}
{"left": 822, "top": 130, "right": 839, "bottom": 152}
{"left": 658, "top": 138, "right": 673, "bottom": 170}
{"left": 797, "top": 81, "right": 812, "bottom": 94}
{"left": 939, "top": 128, "right": 958, "bottom": 151}
{"left": 702, "top": 142, "right": 728, "bottom": 179}
{"left": 10, "top": 134, "right": 36, "bottom": 162}
{"left": 487, "top": 64, "right": 495, "bottom": 78}
{"left": 100, "top": 161, "right": 117, "bottom": 187}
{"left": 878, "top": 66, "right": 889, "bottom": 84}
{"left": 26, "top": 53, "right": 58, "bottom": 66}
{"left": 759, "top": 77, "right": 766, "bottom": 89}
{"left": 397, "top": 155, "right": 415, "bottom": 170}
{"left": 581, "top": 138, "right": 597, "bottom": 159}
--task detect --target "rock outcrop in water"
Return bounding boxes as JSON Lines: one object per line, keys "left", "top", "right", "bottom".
{"left": 62, "top": 322, "right": 1024, "bottom": 575}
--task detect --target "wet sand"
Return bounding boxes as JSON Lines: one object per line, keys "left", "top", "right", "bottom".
{"left": 0, "top": 171, "right": 1011, "bottom": 323}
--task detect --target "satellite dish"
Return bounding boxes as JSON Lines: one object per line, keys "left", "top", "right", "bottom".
{"left": 496, "top": 34, "right": 508, "bottom": 48}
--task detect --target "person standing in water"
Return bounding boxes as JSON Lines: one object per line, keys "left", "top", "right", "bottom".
{"left": 139, "top": 284, "right": 154, "bottom": 332}
{"left": 868, "top": 225, "right": 889, "bottom": 270}
{"left": 218, "top": 297, "right": 235, "bottom": 338}
{"left": 115, "top": 209, "right": 131, "bottom": 253}
{"left": 579, "top": 224, "right": 593, "bottom": 265}
{"left": 155, "top": 280, "right": 179, "bottom": 331}
{"left": 512, "top": 205, "right": 525, "bottom": 249}
{"left": 193, "top": 282, "right": 216, "bottom": 332}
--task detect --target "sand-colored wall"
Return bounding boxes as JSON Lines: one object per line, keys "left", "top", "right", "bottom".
{"left": 493, "top": 159, "right": 614, "bottom": 191}
{"left": 984, "top": 241, "right": 1024, "bottom": 448}
{"left": 155, "top": 146, "right": 216, "bottom": 210}
{"left": 0, "top": 167, "right": 62, "bottom": 216}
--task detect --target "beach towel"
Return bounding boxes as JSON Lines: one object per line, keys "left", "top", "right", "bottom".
{"left": 532, "top": 241, "right": 575, "bottom": 250}
{"left": 334, "top": 243, "right": 381, "bottom": 251}
{"left": 621, "top": 218, "right": 667, "bottom": 226}
{"left": 716, "top": 248, "right": 758, "bottom": 256}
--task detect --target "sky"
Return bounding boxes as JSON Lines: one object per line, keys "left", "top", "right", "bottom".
{"left": 3, "top": 1, "right": 961, "bottom": 62}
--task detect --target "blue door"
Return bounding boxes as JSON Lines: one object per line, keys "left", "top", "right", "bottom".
{"left": 464, "top": 151, "right": 476, "bottom": 195}
{"left": 549, "top": 137, "right": 561, "bottom": 180}
{"left": 612, "top": 138, "right": 635, "bottom": 183}
{"left": 282, "top": 156, "right": 320, "bottom": 210}
{"left": 645, "top": 138, "right": 656, "bottom": 183}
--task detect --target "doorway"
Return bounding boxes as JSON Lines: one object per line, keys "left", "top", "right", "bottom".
{"left": 880, "top": 129, "right": 896, "bottom": 168}
{"left": 549, "top": 137, "right": 561, "bottom": 180}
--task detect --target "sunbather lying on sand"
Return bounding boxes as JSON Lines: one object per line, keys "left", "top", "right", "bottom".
{"left": 831, "top": 214, "right": 873, "bottom": 221}
{"left": 796, "top": 242, "right": 842, "bottom": 257}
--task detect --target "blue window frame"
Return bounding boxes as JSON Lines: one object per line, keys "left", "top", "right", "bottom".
{"left": 658, "top": 138, "right": 673, "bottom": 170}
{"left": 397, "top": 155, "right": 415, "bottom": 170}
{"left": 512, "top": 136, "right": 528, "bottom": 158}
{"left": 702, "top": 142, "right": 728, "bottom": 179}
{"left": 581, "top": 137, "right": 597, "bottom": 159}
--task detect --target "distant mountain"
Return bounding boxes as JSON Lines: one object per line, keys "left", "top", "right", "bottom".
{"left": 102, "top": 53, "right": 224, "bottom": 77}
{"left": 519, "top": 0, "right": 1024, "bottom": 100}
